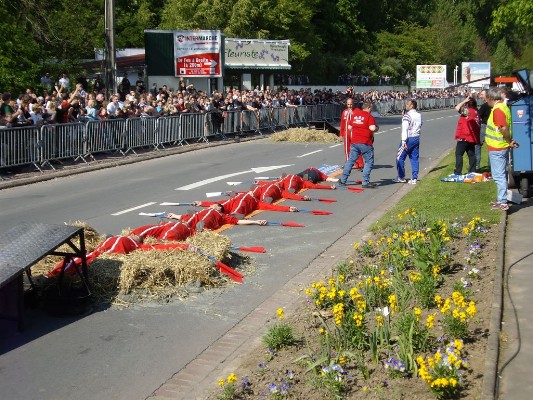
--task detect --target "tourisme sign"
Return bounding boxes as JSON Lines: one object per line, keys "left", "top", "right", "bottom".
{"left": 416, "top": 65, "right": 447, "bottom": 89}
{"left": 174, "top": 30, "right": 222, "bottom": 77}
{"left": 224, "top": 39, "right": 291, "bottom": 70}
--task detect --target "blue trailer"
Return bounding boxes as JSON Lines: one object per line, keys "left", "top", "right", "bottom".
{"left": 509, "top": 69, "right": 533, "bottom": 197}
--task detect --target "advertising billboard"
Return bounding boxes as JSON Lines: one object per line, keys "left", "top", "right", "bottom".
{"left": 224, "top": 39, "right": 291, "bottom": 70}
{"left": 461, "top": 62, "right": 491, "bottom": 87}
{"left": 174, "top": 30, "right": 222, "bottom": 77}
{"left": 416, "top": 65, "right": 447, "bottom": 89}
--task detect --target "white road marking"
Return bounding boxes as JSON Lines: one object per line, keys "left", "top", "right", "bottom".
{"left": 297, "top": 150, "right": 322, "bottom": 158}
{"left": 112, "top": 202, "right": 156, "bottom": 216}
{"left": 176, "top": 165, "right": 293, "bottom": 190}
{"left": 329, "top": 143, "right": 342, "bottom": 148}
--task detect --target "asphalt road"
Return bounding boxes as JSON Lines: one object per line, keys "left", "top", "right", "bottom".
{"left": 0, "top": 109, "right": 458, "bottom": 400}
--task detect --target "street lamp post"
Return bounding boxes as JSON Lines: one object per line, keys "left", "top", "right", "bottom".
{"left": 104, "top": 0, "right": 116, "bottom": 98}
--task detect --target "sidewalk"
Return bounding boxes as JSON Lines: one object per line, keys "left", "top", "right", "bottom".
{"left": 493, "top": 199, "right": 533, "bottom": 400}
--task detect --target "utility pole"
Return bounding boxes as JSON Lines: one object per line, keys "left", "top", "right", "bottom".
{"left": 104, "top": 0, "right": 116, "bottom": 98}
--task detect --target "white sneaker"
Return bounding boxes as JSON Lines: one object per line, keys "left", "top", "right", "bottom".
{"left": 408, "top": 179, "right": 417, "bottom": 185}
{"left": 393, "top": 177, "right": 407, "bottom": 183}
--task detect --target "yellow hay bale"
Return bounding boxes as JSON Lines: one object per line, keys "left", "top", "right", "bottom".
{"left": 185, "top": 230, "right": 231, "bottom": 261}
{"left": 270, "top": 128, "right": 339, "bottom": 143}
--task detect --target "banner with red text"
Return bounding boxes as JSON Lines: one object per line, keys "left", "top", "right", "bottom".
{"left": 174, "top": 30, "right": 222, "bottom": 77}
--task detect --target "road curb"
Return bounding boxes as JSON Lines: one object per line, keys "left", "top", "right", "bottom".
{"left": 481, "top": 210, "right": 506, "bottom": 400}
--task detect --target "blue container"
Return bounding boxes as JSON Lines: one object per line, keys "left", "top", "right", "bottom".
{"left": 510, "top": 95, "right": 533, "bottom": 196}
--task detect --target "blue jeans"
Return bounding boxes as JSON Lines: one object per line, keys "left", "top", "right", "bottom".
{"left": 475, "top": 124, "right": 487, "bottom": 170}
{"left": 396, "top": 136, "right": 420, "bottom": 179}
{"left": 489, "top": 149, "right": 509, "bottom": 204}
{"left": 340, "top": 143, "right": 374, "bottom": 185}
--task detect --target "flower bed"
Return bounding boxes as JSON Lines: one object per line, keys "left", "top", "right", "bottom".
{"left": 209, "top": 209, "right": 498, "bottom": 399}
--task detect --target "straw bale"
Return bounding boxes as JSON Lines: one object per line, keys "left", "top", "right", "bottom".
{"left": 185, "top": 230, "right": 231, "bottom": 260}
{"left": 270, "top": 128, "right": 339, "bottom": 143}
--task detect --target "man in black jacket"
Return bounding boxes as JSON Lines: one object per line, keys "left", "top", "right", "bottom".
{"left": 476, "top": 89, "right": 492, "bottom": 171}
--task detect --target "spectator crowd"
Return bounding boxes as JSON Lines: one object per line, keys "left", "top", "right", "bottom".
{"left": 1, "top": 71, "right": 473, "bottom": 130}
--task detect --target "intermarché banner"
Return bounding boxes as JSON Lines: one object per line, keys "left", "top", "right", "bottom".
{"left": 174, "top": 30, "right": 222, "bottom": 77}
{"left": 224, "top": 39, "right": 291, "bottom": 69}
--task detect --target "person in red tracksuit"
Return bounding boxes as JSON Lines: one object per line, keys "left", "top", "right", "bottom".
{"left": 250, "top": 181, "right": 312, "bottom": 203}
{"left": 190, "top": 191, "right": 298, "bottom": 217}
{"left": 296, "top": 167, "right": 341, "bottom": 184}
{"left": 47, "top": 234, "right": 144, "bottom": 278}
{"left": 130, "top": 220, "right": 194, "bottom": 242}
{"left": 166, "top": 203, "right": 267, "bottom": 229}
{"left": 340, "top": 99, "right": 364, "bottom": 169}
{"left": 275, "top": 173, "right": 336, "bottom": 193}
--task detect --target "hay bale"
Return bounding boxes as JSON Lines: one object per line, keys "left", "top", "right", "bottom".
{"left": 185, "top": 230, "right": 231, "bottom": 261}
{"left": 270, "top": 128, "right": 339, "bottom": 143}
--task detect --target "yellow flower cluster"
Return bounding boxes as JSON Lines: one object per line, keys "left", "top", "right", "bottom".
{"left": 333, "top": 303, "right": 344, "bottom": 325}
{"left": 218, "top": 373, "right": 238, "bottom": 387}
{"left": 426, "top": 313, "right": 436, "bottom": 329}
{"left": 414, "top": 307, "right": 422, "bottom": 322}
{"left": 431, "top": 377, "right": 458, "bottom": 388}
{"left": 353, "top": 312, "right": 364, "bottom": 327}
{"left": 307, "top": 279, "right": 343, "bottom": 308}
{"left": 350, "top": 287, "right": 362, "bottom": 301}
{"left": 388, "top": 294, "right": 398, "bottom": 314}
{"left": 409, "top": 271, "right": 422, "bottom": 282}
{"left": 375, "top": 314, "right": 384, "bottom": 327}
{"left": 277, "top": 307, "right": 285, "bottom": 320}
{"left": 467, "top": 216, "right": 487, "bottom": 231}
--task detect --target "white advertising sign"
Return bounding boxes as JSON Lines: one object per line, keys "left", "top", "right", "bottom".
{"left": 462, "top": 62, "right": 491, "bottom": 87}
{"left": 416, "top": 65, "right": 447, "bottom": 89}
{"left": 224, "top": 39, "right": 291, "bottom": 69}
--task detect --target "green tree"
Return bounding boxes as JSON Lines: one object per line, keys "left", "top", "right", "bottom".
{"left": 491, "top": 38, "right": 514, "bottom": 75}
{"left": 375, "top": 22, "right": 438, "bottom": 76}
{"left": 0, "top": 1, "right": 43, "bottom": 93}
{"left": 490, "top": 0, "right": 533, "bottom": 36}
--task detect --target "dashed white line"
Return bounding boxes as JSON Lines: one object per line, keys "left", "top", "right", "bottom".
{"left": 112, "top": 202, "right": 156, "bottom": 216}
{"left": 297, "top": 150, "right": 323, "bottom": 158}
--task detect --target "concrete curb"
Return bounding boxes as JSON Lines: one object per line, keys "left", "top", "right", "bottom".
{"left": 481, "top": 210, "right": 507, "bottom": 400}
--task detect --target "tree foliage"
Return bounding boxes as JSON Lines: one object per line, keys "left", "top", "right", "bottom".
{"left": 1, "top": 0, "right": 533, "bottom": 91}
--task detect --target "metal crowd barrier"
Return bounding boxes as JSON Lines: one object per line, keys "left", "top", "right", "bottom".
{"left": 84, "top": 119, "right": 126, "bottom": 160}
{"left": 179, "top": 113, "right": 207, "bottom": 144}
{"left": 124, "top": 116, "right": 158, "bottom": 155}
{"left": 0, "top": 126, "right": 41, "bottom": 171}
{"left": 0, "top": 99, "right": 464, "bottom": 173}
{"left": 154, "top": 115, "right": 180, "bottom": 148}
{"left": 41, "top": 122, "right": 86, "bottom": 165}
